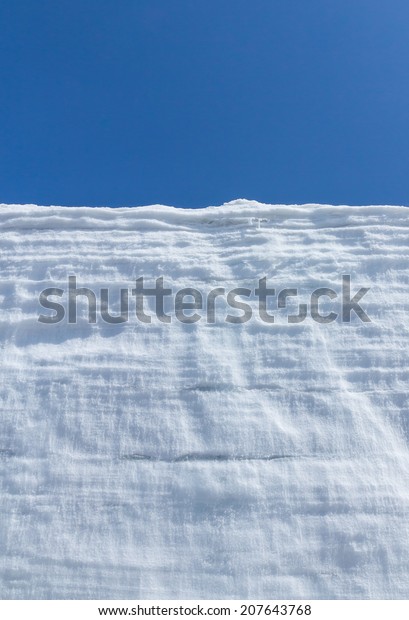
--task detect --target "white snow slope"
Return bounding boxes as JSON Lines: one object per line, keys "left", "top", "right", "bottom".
{"left": 1, "top": 200, "right": 409, "bottom": 599}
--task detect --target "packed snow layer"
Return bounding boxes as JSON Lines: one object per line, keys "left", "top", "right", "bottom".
{"left": 1, "top": 200, "right": 409, "bottom": 599}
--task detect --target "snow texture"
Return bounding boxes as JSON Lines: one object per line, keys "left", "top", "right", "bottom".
{"left": 1, "top": 200, "right": 409, "bottom": 599}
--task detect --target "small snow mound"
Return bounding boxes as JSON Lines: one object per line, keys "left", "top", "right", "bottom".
{"left": 222, "top": 198, "right": 265, "bottom": 207}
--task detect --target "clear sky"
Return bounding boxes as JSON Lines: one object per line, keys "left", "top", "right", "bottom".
{"left": 1, "top": 1, "right": 408, "bottom": 208}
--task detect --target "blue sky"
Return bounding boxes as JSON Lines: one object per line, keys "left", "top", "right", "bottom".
{"left": 0, "top": 1, "right": 408, "bottom": 208}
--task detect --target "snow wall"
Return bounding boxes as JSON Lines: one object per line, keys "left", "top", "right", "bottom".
{"left": 1, "top": 201, "right": 409, "bottom": 599}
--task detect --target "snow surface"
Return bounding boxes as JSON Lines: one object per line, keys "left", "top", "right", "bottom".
{"left": 1, "top": 200, "right": 409, "bottom": 599}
